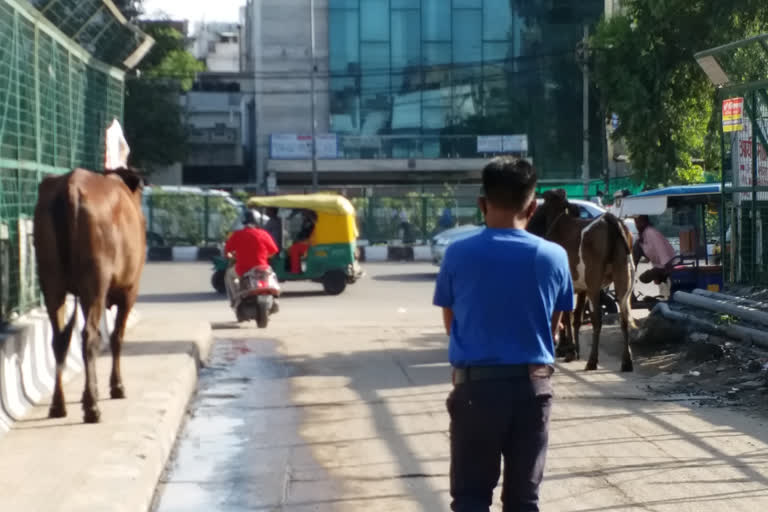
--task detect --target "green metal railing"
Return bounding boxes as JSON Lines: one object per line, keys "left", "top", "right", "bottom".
{"left": 0, "top": 0, "right": 130, "bottom": 321}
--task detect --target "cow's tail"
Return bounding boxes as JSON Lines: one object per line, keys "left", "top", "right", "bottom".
{"left": 603, "top": 213, "right": 637, "bottom": 329}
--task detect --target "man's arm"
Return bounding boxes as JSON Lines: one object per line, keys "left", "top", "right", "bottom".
{"left": 224, "top": 232, "right": 237, "bottom": 257}
{"left": 262, "top": 230, "right": 278, "bottom": 257}
{"left": 442, "top": 308, "right": 453, "bottom": 335}
{"left": 550, "top": 311, "right": 563, "bottom": 340}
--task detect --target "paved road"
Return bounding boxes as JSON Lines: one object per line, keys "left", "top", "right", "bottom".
{"left": 150, "top": 262, "right": 768, "bottom": 511}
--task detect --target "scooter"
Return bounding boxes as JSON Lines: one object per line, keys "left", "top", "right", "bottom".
{"left": 233, "top": 265, "right": 281, "bottom": 328}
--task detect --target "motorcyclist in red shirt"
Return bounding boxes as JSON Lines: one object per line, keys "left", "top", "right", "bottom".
{"left": 224, "top": 210, "right": 279, "bottom": 307}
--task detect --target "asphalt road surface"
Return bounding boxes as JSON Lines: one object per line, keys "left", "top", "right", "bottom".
{"left": 148, "top": 262, "right": 768, "bottom": 511}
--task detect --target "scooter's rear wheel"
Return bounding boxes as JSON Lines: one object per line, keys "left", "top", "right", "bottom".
{"left": 256, "top": 302, "right": 269, "bottom": 328}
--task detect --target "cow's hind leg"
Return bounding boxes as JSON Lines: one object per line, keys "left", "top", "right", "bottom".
{"left": 585, "top": 289, "right": 602, "bottom": 371}
{"left": 109, "top": 288, "right": 136, "bottom": 399}
{"left": 570, "top": 292, "right": 587, "bottom": 363}
{"left": 45, "top": 293, "right": 76, "bottom": 418}
{"left": 616, "top": 270, "right": 635, "bottom": 373}
{"left": 80, "top": 293, "right": 106, "bottom": 423}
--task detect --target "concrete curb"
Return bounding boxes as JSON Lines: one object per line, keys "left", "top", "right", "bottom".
{"left": 0, "top": 300, "right": 140, "bottom": 437}
{"left": 120, "top": 321, "right": 213, "bottom": 512}
{"left": 147, "top": 246, "right": 217, "bottom": 262}
{"left": 360, "top": 245, "right": 433, "bottom": 262}
{"left": 0, "top": 316, "right": 212, "bottom": 512}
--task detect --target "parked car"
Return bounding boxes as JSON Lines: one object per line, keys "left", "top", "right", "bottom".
{"left": 431, "top": 199, "right": 632, "bottom": 267}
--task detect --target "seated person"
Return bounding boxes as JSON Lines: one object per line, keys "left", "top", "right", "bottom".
{"left": 264, "top": 207, "right": 283, "bottom": 250}
{"left": 288, "top": 209, "right": 317, "bottom": 274}
{"left": 633, "top": 215, "right": 676, "bottom": 285}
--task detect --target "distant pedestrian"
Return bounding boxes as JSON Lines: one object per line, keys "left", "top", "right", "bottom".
{"left": 434, "top": 156, "right": 574, "bottom": 511}
{"left": 592, "top": 189, "right": 604, "bottom": 207}
{"left": 438, "top": 207, "right": 455, "bottom": 230}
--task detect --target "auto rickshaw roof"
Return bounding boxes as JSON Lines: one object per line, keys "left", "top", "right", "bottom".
{"left": 246, "top": 194, "right": 356, "bottom": 215}
{"left": 610, "top": 184, "right": 722, "bottom": 217}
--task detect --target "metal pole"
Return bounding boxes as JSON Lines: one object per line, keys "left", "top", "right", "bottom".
{"left": 309, "top": 0, "right": 318, "bottom": 192}
{"left": 581, "top": 24, "right": 590, "bottom": 200}
{"left": 751, "top": 91, "right": 758, "bottom": 281}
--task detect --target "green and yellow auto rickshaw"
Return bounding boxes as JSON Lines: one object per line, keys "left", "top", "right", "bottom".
{"left": 245, "top": 193, "right": 363, "bottom": 295}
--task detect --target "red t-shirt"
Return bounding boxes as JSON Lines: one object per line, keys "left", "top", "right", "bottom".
{"left": 225, "top": 227, "right": 279, "bottom": 276}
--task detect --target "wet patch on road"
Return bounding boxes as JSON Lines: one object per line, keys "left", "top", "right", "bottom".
{"left": 151, "top": 337, "right": 326, "bottom": 511}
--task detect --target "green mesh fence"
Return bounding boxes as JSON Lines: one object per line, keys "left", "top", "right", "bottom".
{"left": 0, "top": 0, "right": 128, "bottom": 321}
{"left": 720, "top": 87, "right": 768, "bottom": 285}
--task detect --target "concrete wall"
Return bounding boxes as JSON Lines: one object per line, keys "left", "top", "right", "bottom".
{"left": 0, "top": 300, "right": 139, "bottom": 436}
{"left": 183, "top": 92, "right": 247, "bottom": 167}
{"left": 206, "top": 41, "right": 240, "bottom": 73}
{"left": 250, "top": 0, "right": 330, "bottom": 187}
{"left": 150, "top": 163, "right": 183, "bottom": 186}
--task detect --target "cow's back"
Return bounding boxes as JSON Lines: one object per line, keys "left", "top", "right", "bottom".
{"left": 35, "top": 168, "right": 145, "bottom": 298}
{"left": 69, "top": 169, "right": 146, "bottom": 292}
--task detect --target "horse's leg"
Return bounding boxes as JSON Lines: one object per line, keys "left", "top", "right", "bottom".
{"left": 572, "top": 292, "right": 587, "bottom": 362}
{"left": 557, "top": 311, "right": 573, "bottom": 358}
{"left": 585, "top": 289, "right": 602, "bottom": 371}
{"left": 109, "top": 287, "right": 136, "bottom": 399}
{"left": 80, "top": 290, "right": 106, "bottom": 424}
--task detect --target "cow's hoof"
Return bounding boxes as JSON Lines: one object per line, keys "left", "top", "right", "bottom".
{"left": 621, "top": 360, "right": 634, "bottom": 373}
{"left": 585, "top": 361, "right": 598, "bottom": 371}
{"left": 110, "top": 385, "right": 126, "bottom": 399}
{"left": 49, "top": 404, "right": 67, "bottom": 419}
{"left": 83, "top": 408, "right": 101, "bottom": 424}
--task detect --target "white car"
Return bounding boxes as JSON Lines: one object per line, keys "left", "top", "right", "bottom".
{"left": 431, "top": 199, "right": 635, "bottom": 266}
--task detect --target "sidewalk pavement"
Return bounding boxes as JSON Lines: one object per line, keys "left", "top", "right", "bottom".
{"left": 0, "top": 313, "right": 212, "bottom": 512}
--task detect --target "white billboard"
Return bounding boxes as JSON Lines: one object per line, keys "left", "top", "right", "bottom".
{"left": 270, "top": 134, "right": 338, "bottom": 159}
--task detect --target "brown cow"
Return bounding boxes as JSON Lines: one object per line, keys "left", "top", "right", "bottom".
{"left": 528, "top": 189, "right": 636, "bottom": 372}
{"left": 33, "top": 167, "right": 146, "bottom": 423}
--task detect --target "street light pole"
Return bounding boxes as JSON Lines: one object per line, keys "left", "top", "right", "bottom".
{"left": 309, "top": 0, "right": 318, "bottom": 192}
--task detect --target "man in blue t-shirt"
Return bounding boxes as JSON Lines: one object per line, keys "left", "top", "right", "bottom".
{"left": 434, "top": 156, "right": 574, "bottom": 512}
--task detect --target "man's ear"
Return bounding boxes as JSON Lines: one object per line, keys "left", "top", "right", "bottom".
{"left": 525, "top": 197, "right": 538, "bottom": 220}
{"left": 477, "top": 196, "right": 488, "bottom": 217}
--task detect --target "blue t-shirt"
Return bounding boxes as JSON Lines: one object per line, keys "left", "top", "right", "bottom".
{"left": 433, "top": 228, "right": 574, "bottom": 367}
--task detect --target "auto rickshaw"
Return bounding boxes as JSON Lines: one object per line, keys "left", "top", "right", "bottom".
{"left": 244, "top": 193, "right": 363, "bottom": 295}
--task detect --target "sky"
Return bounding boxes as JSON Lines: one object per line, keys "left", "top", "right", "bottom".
{"left": 142, "top": 0, "right": 245, "bottom": 26}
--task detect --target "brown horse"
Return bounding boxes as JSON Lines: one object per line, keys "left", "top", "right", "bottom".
{"left": 34, "top": 167, "right": 146, "bottom": 423}
{"left": 529, "top": 189, "right": 636, "bottom": 372}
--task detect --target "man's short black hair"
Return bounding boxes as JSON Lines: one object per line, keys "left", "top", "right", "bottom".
{"left": 482, "top": 156, "right": 537, "bottom": 211}
{"left": 637, "top": 214, "right": 651, "bottom": 224}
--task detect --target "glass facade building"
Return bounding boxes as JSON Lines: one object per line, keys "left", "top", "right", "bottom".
{"left": 328, "top": 0, "right": 604, "bottom": 178}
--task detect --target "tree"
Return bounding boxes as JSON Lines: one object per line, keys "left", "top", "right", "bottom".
{"left": 125, "top": 24, "right": 205, "bottom": 171}
{"left": 592, "top": 1, "right": 768, "bottom": 187}
{"left": 113, "top": 0, "right": 142, "bottom": 20}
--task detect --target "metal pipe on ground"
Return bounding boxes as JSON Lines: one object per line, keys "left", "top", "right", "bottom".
{"left": 692, "top": 289, "right": 768, "bottom": 311}
{"left": 673, "top": 291, "right": 768, "bottom": 330}
{"left": 654, "top": 302, "right": 768, "bottom": 350}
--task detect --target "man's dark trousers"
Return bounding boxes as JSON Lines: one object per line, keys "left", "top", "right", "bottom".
{"left": 447, "top": 376, "right": 552, "bottom": 512}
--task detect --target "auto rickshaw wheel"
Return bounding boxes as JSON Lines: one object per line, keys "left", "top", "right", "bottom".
{"left": 322, "top": 270, "right": 347, "bottom": 295}
{"left": 212, "top": 269, "right": 227, "bottom": 295}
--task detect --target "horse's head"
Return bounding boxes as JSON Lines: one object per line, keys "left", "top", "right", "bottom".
{"left": 528, "top": 188, "right": 579, "bottom": 237}
{"left": 106, "top": 167, "right": 147, "bottom": 205}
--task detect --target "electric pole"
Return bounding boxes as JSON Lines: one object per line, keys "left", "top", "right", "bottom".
{"left": 309, "top": 0, "right": 318, "bottom": 192}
